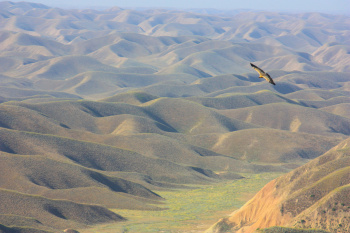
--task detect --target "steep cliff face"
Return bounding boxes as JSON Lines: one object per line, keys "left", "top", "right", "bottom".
{"left": 207, "top": 138, "right": 350, "bottom": 233}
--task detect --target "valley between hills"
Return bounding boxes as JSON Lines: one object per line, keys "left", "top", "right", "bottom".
{"left": 0, "top": 1, "right": 350, "bottom": 233}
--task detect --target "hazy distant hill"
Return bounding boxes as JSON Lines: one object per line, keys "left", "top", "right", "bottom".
{"left": 0, "top": 1, "right": 349, "bottom": 232}
{"left": 0, "top": 2, "right": 349, "bottom": 100}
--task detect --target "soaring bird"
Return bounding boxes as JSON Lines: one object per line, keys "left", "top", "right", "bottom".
{"left": 250, "top": 63, "right": 276, "bottom": 85}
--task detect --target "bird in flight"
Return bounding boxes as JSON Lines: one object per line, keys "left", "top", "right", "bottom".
{"left": 250, "top": 63, "right": 276, "bottom": 85}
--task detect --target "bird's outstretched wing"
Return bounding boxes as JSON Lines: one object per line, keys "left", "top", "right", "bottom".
{"left": 263, "top": 72, "right": 276, "bottom": 85}
{"left": 250, "top": 63, "right": 265, "bottom": 76}
{"left": 250, "top": 63, "right": 276, "bottom": 85}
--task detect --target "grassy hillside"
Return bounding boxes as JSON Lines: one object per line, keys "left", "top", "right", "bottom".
{"left": 0, "top": 188, "right": 124, "bottom": 231}
{"left": 219, "top": 103, "right": 350, "bottom": 137}
{"left": 187, "top": 90, "right": 300, "bottom": 110}
{"left": 0, "top": 152, "right": 162, "bottom": 208}
{"left": 207, "top": 137, "right": 350, "bottom": 233}
{"left": 321, "top": 103, "right": 350, "bottom": 118}
{"left": 186, "top": 128, "right": 340, "bottom": 164}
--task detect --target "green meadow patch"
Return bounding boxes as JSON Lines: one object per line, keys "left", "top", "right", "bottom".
{"left": 80, "top": 172, "right": 282, "bottom": 233}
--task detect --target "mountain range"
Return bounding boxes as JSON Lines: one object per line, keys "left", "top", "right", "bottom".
{"left": 0, "top": 1, "right": 349, "bottom": 232}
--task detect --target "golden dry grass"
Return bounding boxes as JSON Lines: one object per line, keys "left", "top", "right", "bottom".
{"left": 207, "top": 138, "right": 350, "bottom": 233}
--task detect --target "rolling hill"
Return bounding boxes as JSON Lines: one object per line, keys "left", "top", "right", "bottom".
{"left": 0, "top": 92, "right": 345, "bottom": 231}
{"left": 0, "top": 4, "right": 349, "bottom": 101}
{"left": 218, "top": 103, "right": 350, "bottom": 137}
{"left": 0, "top": 1, "right": 349, "bottom": 232}
{"left": 0, "top": 188, "right": 125, "bottom": 231}
{"left": 186, "top": 128, "right": 340, "bottom": 164}
{"left": 206, "top": 137, "right": 350, "bottom": 233}
{"left": 321, "top": 103, "right": 350, "bottom": 118}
